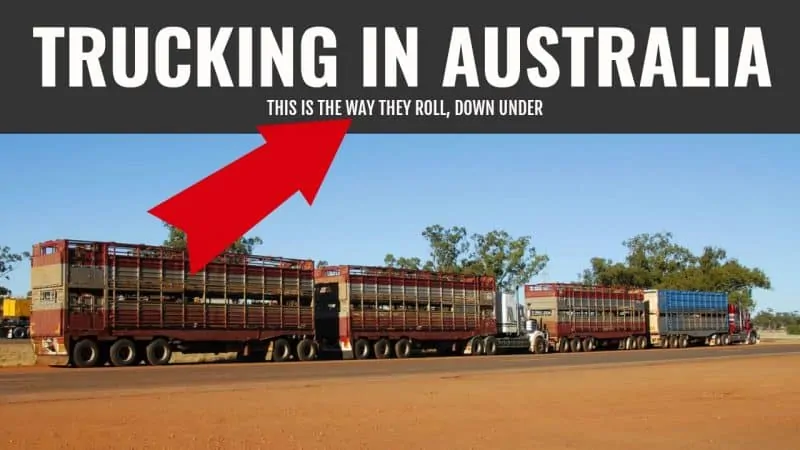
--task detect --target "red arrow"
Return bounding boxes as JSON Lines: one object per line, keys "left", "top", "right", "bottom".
{"left": 148, "top": 118, "right": 352, "bottom": 274}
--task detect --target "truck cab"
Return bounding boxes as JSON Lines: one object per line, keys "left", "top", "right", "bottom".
{"left": 729, "top": 303, "right": 759, "bottom": 345}
{"left": 525, "top": 311, "right": 550, "bottom": 354}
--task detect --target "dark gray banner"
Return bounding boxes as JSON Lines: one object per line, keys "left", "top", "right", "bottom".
{"left": 0, "top": 0, "right": 794, "bottom": 133}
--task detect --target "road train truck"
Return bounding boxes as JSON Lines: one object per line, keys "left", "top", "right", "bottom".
{"left": 313, "top": 265, "right": 548, "bottom": 359}
{"left": 642, "top": 289, "right": 759, "bottom": 348}
{"left": 29, "top": 239, "right": 548, "bottom": 368}
{"left": 30, "top": 239, "right": 319, "bottom": 368}
{"left": 524, "top": 283, "right": 648, "bottom": 352}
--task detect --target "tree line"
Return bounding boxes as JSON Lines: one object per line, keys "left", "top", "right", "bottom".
{"left": 752, "top": 310, "right": 800, "bottom": 335}
{"left": 0, "top": 226, "right": 779, "bottom": 316}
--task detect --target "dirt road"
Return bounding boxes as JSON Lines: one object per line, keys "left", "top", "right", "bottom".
{"left": 1, "top": 343, "right": 797, "bottom": 398}
{"left": 1, "top": 351, "right": 798, "bottom": 450}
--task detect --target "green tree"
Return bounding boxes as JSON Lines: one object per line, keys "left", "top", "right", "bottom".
{"left": 0, "top": 246, "right": 30, "bottom": 297}
{"left": 386, "top": 224, "right": 549, "bottom": 292}
{"left": 316, "top": 260, "right": 329, "bottom": 268}
{"left": 580, "top": 232, "right": 771, "bottom": 310}
{"left": 162, "top": 223, "right": 263, "bottom": 255}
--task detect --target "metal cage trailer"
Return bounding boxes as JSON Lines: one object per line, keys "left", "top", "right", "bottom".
{"left": 524, "top": 283, "right": 647, "bottom": 352}
{"left": 314, "top": 265, "right": 496, "bottom": 359}
{"left": 29, "top": 239, "right": 317, "bottom": 368}
{"left": 643, "top": 289, "right": 759, "bottom": 348}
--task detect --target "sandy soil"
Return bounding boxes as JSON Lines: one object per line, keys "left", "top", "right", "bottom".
{"left": 0, "top": 341, "right": 36, "bottom": 367}
{"left": 1, "top": 354, "right": 797, "bottom": 450}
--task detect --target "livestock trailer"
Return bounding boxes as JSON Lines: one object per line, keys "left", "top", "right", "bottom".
{"left": 524, "top": 283, "right": 647, "bottom": 352}
{"left": 30, "top": 239, "right": 317, "bottom": 367}
{"left": 313, "top": 265, "right": 540, "bottom": 359}
{"left": 643, "top": 289, "right": 759, "bottom": 348}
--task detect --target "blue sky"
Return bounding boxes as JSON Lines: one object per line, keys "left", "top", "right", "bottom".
{"left": 0, "top": 134, "right": 797, "bottom": 311}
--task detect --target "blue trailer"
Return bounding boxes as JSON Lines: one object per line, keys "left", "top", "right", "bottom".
{"left": 643, "top": 290, "right": 758, "bottom": 348}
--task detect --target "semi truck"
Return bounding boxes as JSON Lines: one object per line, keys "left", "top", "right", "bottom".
{"left": 30, "top": 239, "right": 318, "bottom": 368}
{"left": 30, "top": 239, "right": 548, "bottom": 368}
{"left": 313, "top": 265, "right": 547, "bottom": 359}
{"left": 643, "top": 289, "right": 759, "bottom": 348}
{"left": 524, "top": 283, "right": 648, "bottom": 352}
{"left": 1, "top": 297, "right": 31, "bottom": 339}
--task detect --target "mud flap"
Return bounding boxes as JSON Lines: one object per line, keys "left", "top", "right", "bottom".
{"left": 265, "top": 341, "right": 274, "bottom": 361}
{"left": 340, "top": 339, "right": 354, "bottom": 360}
{"left": 464, "top": 336, "right": 480, "bottom": 355}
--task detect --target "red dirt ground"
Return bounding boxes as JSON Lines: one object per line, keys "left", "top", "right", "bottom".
{"left": 1, "top": 355, "right": 797, "bottom": 450}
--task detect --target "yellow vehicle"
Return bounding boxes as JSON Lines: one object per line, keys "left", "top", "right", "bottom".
{"left": 1, "top": 297, "right": 31, "bottom": 339}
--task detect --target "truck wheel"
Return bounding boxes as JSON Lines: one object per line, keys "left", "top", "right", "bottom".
{"left": 661, "top": 337, "right": 670, "bottom": 349}
{"left": 353, "top": 339, "right": 371, "bottom": 360}
{"left": 12, "top": 327, "right": 26, "bottom": 339}
{"left": 623, "top": 337, "right": 633, "bottom": 350}
{"left": 557, "top": 338, "right": 569, "bottom": 353}
{"left": 722, "top": 334, "right": 731, "bottom": 345}
{"left": 569, "top": 338, "right": 581, "bottom": 352}
{"left": 272, "top": 339, "right": 292, "bottom": 362}
{"left": 374, "top": 339, "right": 391, "bottom": 359}
{"left": 72, "top": 339, "right": 100, "bottom": 368}
{"left": 395, "top": 339, "right": 412, "bottom": 358}
{"left": 484, "top": 336, "right": 499, "bottom": 355}
{"left": 145, "top": 338, "right": 172, "bottom": 366}
{"left": 296, "top": 339, "right": 317, "bottom": 361}
{"left": 637, "top": 336, "right": 648, "bottom": 350}
{"left": 470, "top": 338, "right": 484, "bottom": 356}
{"left": 582, "top": 337, "right": 594, "bottom": 352}
{"left": 670, "top": 335, "right": 680, "bottom": 348}
{"left": 109, "top": 339, "right": 138, "bottom": 367}
{"left": 679, "top": 335, "right": 689, "bottom": 348}
{"left": 533, "top": 336, "right": 546, "bottom": 354}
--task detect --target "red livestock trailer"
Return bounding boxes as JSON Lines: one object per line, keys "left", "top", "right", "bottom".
{"left": 313, "top": 265, "right": 498, "bottom": 359}
{"left": 524, "top": 283, "right": 647, "bottom": 352}
{"left": 30, "top": 239, "right": 317, "bottom": 367}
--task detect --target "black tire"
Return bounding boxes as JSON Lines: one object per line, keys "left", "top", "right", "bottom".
{"left": 533, "top": 336, "right": 547, "bottom": 354}
{"left": 109, "top": 339, "right": 138, "bottom": 367}
{"left": 569, "top": 338, "right": 581, "bottom": 352}
{"left": 557, "top": 338, "right": 569, "bottom": 353}
{"left": 661, "top": 337, "right": 670, "bottom": 349}
{"left": 145, "top": 338, "right": 172, "bottom": 366}
{"left": 72, "top": 339, "right": 100, "bottom": 368}
{"left": 679, "top": 335, "right": 689, "bottom": 348}
{"left": 582, "top": 337, "right": 594, "bottom": 352}
{"left": 638, "top": 336, "right": 648, "bottom": 350}
{"left": 670, "top": 335, "right": 680, "bottom": 348}
{"left": 12, "top": 327, "right": 26, "bottom": 339}
{"left": 272, "top": 338, "right": 292, "bottom": 362}
{"left": 484, "top": 336, "right": 499, "bottom": 355}
{"left": 354, "top": 338, "right": 371, "bottom": 360}
{"left": 374, "top": 339, "right": 391, "bottom": 359}
{"left": 296, "top": 339, "right": 317, "bottom": 361}
{"left": 471, "top": 338, "right": 484, "bottom": 356}
{"left": 394, "top": 338, "right": 412, "bottom": 359}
